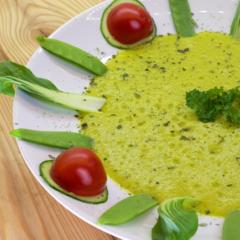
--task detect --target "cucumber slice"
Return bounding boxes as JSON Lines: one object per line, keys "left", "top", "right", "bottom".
{"left": 40, "top": 160, "right": 108, "bottom": 204}
{"left": 101, "top": 0, "right": 157, "bottom": 49}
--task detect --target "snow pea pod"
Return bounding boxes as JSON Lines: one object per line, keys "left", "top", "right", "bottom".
{"left": 98, "top": 194, "right": 158, "bottom": 225}
{"left": 168, "top": 0, "right": 196, "bottom": 37}
{"left": 11, "top": 129, "right": 93, "bottom": 149}
{"left": 230, "top": 1, "right": 240, "bottom": 39}
{"left": 37, "top": 36, "right": 107, "bottom": 76}
{"left": 223, "top": 211, "right": 240, "bottom": 240}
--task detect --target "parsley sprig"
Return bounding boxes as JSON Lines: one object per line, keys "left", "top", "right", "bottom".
{"left": 186, "top": 87, "right": 240, "bottom": 124}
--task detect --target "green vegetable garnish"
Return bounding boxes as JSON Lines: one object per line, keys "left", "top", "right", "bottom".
{"left": 186, "top": 87, "right": 240, "bottom": 124}
{"left": 186, "top": 87, "right": 226, "bottom": 122}
{"left": 223, "top": 211, "right": 240, "bottom": 240}
{"left": 98, "top": 194, "right": 158, "bottom": 225}
{"left": 152, "top": 197, "right": 200, "bottom": 240}
{"left": 168, "top": 0, "right": 196, "bottom": 37}
{"left": 37, "top": 36, "right": 107, "bottom": 76}
{"left": 11, "top": 129, "right": 93, "bottom": 149}
{"left": 230, "top": 1, "right": 240, "bottom": 39}
{"left": 0, "top": 76, "right": 105, "bottom": 112}
{"left": 0, "top": 61, "right": 58, "bottom": 96}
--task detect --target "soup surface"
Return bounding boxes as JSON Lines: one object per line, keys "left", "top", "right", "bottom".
{"left": 82, "top": 32, "right": 240, "bottom": 216}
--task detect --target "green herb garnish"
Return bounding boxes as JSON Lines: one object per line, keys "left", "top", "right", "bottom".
{"left": 11, "top": 129, "right": 93, "bottom": 149}
{"left": 186, "top": 87, "right": 226, "bottom": 122}
{"left": 0, "top": 76, "right": 105, "bottom": 112}
{"left": 223, "top": 211, "right": 240, "bottom": 240}
{"left": 230, "top": 1, "right": 240, "bottom": 39}
{"left": 37, "top": 36, "right": 107, "bottom": 76}
{"left": 186, "top": 87, "right": 240, "bottom": 124}
{"left": 0, "top": 61, "right": 58, "bottom": 96}
{"left": 168, "top": 0, "right": 196, "bottom": 37}
{"left": 152, "top": 197, "right": 200, "bottom": 240}
{"left": 98, "top": 194, "right": 158, "bottom": 225}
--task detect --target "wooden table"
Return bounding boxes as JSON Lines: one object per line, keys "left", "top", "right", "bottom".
{"left": 0, "top": 1, "right": 118, "bottom": 239}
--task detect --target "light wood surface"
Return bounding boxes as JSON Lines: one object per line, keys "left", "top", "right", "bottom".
{"left": 0, "top": 1, "right": 119, "bottom": 239}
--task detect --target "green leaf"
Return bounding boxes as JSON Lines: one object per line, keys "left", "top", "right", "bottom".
{"left": 10, "top": 129, "right": 93, "bottom": 149}
{"left": 0, "top": 61, "right": 58, "bottom": 94}
{"left": 152, "top": 214, "right": 179, "bottom": 240}
{"left": 152, "top": 197, "right": 200, "bottom": 240}
{"left": 98, "top": 194, "right": 158, "bottom": 225}
{"left": 0, "top": 76, "right": 105, "bottom": 113}
{"left": 230, "top": 1, "right": 240, "bottom": 39}
{"left": 168, "top": 0, "right": 196, "bottom": 37}
{"left": 37, "top": 36, "right": 107, "bottom": 76}
{"left": 0, "top": 79, "right": 15, "bottom": 96}
{"left": 223, "top": 211, "right": 240, "bottom": 240}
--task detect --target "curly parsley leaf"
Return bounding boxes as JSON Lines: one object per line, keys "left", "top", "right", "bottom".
{"left": 222, "top": 88, "right": 240, "bottom": 124}
{"left": 186, "top": 87, "right": 240, "bottom": 124}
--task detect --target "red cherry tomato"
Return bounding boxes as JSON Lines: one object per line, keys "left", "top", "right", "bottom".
{"left": 107, "top": 3, "right": 154, "bottom": 45}
{"left": 50, "top": 147, "right": 107, "bottom": 196}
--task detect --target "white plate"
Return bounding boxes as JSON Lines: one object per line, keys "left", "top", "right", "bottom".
{"left": 13, "top": 0, "right": 239, "bottom": 239}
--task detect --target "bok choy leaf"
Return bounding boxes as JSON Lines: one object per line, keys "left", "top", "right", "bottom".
{"left": 0, "top": 76, "right": 105, "bottom": 112}
{"left": 0, "top": 61, "right": 58, "bottom": 94}
{"left": 152, "top": 197, "right": 200, "bottom": 240}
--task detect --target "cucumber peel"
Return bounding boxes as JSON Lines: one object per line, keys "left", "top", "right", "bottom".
{"left": 101, "top": 0, "right": 157, "bottom": 49}
{"left": 40, "top": 160, "right": 108, "bottom": 204}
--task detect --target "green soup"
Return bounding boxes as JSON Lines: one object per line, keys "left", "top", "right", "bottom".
{"left": 82, "top": 32, "right": 240, "bottom": 216}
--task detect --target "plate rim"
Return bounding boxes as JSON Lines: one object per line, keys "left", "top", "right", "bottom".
{"left": 11, "top": 0, "right": 233, "bottom": 239}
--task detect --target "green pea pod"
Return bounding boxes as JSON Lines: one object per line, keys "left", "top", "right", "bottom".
{"left": 230, "top": 1, "right": 240, "bottom": 39}
{"left": 223, "top": 211, "right": 240, "bottom": 240}
{"left": 168, "top": 0, "right": 196, "bottom": 37}
{"left": 10, "top": 129, "right": 93, "bottom": 149}
{"left": 37, "top": 36, "right": 107, "bottom": 76}
{"left": 98, "top": 194, "right": 158, "bottom": 225}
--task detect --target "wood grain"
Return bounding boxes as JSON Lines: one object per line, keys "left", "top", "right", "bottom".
{"left": 0, "top": 1, "right": 119, "bottom": 239}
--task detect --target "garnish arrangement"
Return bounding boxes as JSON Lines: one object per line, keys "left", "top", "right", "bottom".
{"left": 1, "top": 0, "right": 240, "bottom": 239}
